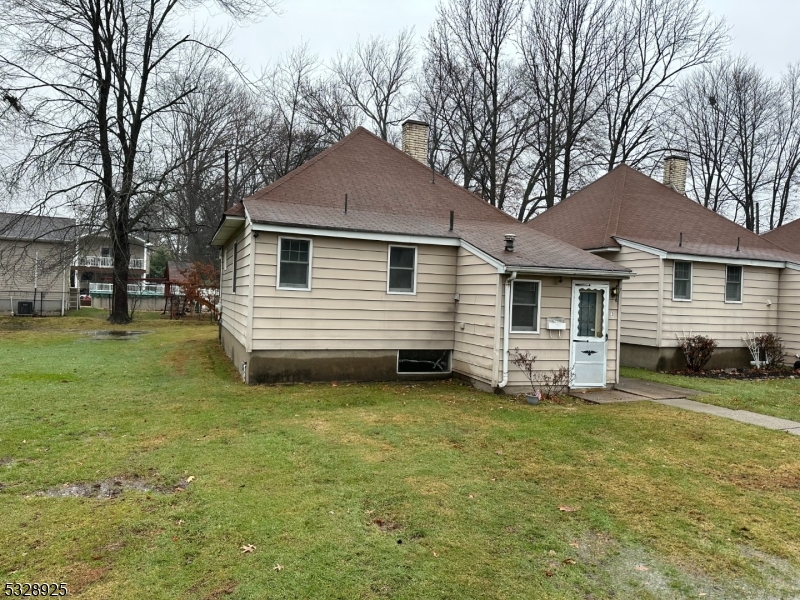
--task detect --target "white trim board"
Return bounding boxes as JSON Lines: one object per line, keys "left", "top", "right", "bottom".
{"left": 239, "top": 222, "right": 631, "bottom": 279}
{"left": 615, "top": 238, "right": 788, "bottom": 269}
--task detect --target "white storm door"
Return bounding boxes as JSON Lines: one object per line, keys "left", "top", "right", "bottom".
{"left": 570, "top": 283, "right": 609, "bottom": 388}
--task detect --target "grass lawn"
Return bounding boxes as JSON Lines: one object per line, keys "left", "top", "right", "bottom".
{"left": 622, "top": 367, "right": 800, "bottom": 423}
{"left": 1, "top": 312, "right": 800, "bottom": 599}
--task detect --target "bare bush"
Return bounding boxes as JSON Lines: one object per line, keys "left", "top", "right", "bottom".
{"left": 676, "top": 332, "right": 718, "bottom": 371}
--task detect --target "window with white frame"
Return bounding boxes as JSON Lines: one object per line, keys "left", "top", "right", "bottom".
{"left": 673, "top": 261, "right": 692, "bottom": 300}
{"left": 725, "top": 265, "right": 742, "bottom": 302}
{"left": 278, "top": 237, "right": 311, "bottom": 290}
{"left": 387, "top": 245, "right": 416, "bottom": 294}
{"left": 511, "top": 280, "right": 540, "bottom": 333}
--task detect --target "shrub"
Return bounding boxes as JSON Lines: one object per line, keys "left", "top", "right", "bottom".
{"left": 510, "top": 349, "right": 574, "bottom": 399}
{"left": 676, "top": 333, "right": 718, "bottom": 372}
{"left": 755, "top": 333, "right": 786, "bottom": 368}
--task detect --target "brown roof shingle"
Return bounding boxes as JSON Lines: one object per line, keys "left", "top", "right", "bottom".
{"left": 529, "top": 165, "right": 797, "bottom": 263}
{"left": 231, "top": 128, "right": 628, "bottom": 275}
{"left": 762, "top": 218, "right": 800, "bottom": 256}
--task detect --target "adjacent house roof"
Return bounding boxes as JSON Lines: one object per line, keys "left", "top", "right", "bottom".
{"left": 528, "top": 165, "right": 798, "bottom": 264}
{"left": 213, "top": 128, "right": 629, "bottom": 276}
{"left": 762, "top": 218, "right": 800, "bottom": 255}
{"left": 0, "top": 211, "right": 77, "bottom": 243}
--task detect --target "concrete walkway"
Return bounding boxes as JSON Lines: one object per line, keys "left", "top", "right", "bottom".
{"left": 572, "top": 377, "right": 800, "bottom": 436}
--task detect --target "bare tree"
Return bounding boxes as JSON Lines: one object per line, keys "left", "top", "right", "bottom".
{"left": 425, "top": 0, "right": 529, "bottom": 212}
{"left": 0, "top": 0, "right": 276, "bottom": 323}
{"left": 332, "top": 28, "right": 417, "bottom": 142}
{"left": 768, "top": 63, "right": 800, "bottom": 229}
{"left": 721, "top": 59, "right": 778, "bottom": 231}
{"left": 516, "top": 0, "right": 614, "bottom": 220}
{"left": 670, "top": 60, "right": 734, "bottom": 212}
{"left": 599, "top": 0, "right": 728, "bottom": 171}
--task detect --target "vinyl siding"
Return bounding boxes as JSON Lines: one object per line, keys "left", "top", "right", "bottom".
{"left": 0, "top": 239, "right": 71, "bottom": 293}
{"left": 219, "top": 223, "right": 251, "bottom": 348}
{"left": 250, "top": 233, "right": 457, "bottom": 351}
{"left": 453, "top": 247, "right": 499, "bottom": 384}
{"left": 502, "top": 277, "right": 620, "bottom": 388}
{"left": 661, "top": 261, "right": 780, "bottom": 347}
{"left": 599, "top": 247, "right": 660, "bottom": 346}
{"left": 778, "top": 266, "right": 800, "bottom": 361}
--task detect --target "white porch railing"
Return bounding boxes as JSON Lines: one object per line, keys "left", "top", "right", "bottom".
{"left": 89, "top": 282, "right": 164, "bottom": 296}
{"left": 78, "top": 256, "right": 146, "bottom": 270}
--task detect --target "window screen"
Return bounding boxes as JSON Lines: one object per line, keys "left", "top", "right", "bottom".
{"left": 673, "top": 261, "right": 692, "bottom": 300}
{"left": 397, "top": 350, "right": 451, "bottom": 373}
{"left": 511, "top": 281, "right": 539, "bottom": 332}
{"left": 388, "top": 246, "right": 415, "bottom": 293}
{"left": 726, "top": 265, "right": 742, "bottom": 302}
{"left": 279, "top": 238, "right": 311, "bottom": 289}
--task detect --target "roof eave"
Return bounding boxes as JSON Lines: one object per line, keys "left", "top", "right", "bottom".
{"left": 210, "top": 215, "right": 246, "bottom": 247}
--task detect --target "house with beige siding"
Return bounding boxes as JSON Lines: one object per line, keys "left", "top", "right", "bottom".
{"left": 211, "top": 123, "right": 631, "bottom": 392}
{"left": 529, "top": 159, "right": 800, "bottom": 370}
{"left": 763, "top": 219, "right": 800, "bottom": 366}
{"left": 0, "top": 212, "right": 77, "bottom": 315}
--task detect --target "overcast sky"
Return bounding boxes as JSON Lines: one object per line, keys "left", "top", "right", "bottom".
{"left": 194, "top": 0, "right": 800, "bottom": 78}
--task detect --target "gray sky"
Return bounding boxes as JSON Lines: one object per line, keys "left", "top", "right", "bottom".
{"left": 196, "top": 0, "right": 800, "bottom": 77}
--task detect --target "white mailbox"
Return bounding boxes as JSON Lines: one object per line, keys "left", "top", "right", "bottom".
{"left": 546, "top": 317, "right": 566, "bottom": 330}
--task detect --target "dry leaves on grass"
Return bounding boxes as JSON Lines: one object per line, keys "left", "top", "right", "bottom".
{"left": 558, "top": 506, "right": 577, "bottom": 512}
{"left": 634, "top": 565, "right": 649, "bottom": 571}
{"left": 273, "top": 564, "right": 283, "bottom": 572}
{"left": 240, "top": 544, "right": 256, "bottom": 554}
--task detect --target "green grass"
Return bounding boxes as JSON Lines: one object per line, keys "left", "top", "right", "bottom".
{"left": 622, "top": 367, "right": 800, "bottom": 422}
{"left": 1, "top": 312, "right": 800, "bottom": 598}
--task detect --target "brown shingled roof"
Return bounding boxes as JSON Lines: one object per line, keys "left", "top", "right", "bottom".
{"left": 229, "top": 127, "right": 628, "bottom": 275}
{"left": 529, "top": 165, "right": 796, "bottom": 263}
{"left": 762, "top": 218, "right": 800, "bottom": 256}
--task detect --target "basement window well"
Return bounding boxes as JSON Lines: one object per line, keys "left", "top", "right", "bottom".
{"left": 397, "top": 350, "right": 451, "bottom": 374}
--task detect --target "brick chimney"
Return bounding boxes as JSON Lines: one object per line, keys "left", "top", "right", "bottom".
{"left": 402, "top": 119, "right": 430, "bottom": 164}
{"left": 663, "top": 155, "right": 688, "bottom": 195}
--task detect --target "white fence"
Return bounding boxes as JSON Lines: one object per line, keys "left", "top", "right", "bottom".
{"left": 89, "top": 282, "right": 164, "bottom": 295}
{"left": 78, "top": 256, "right": 146, "bottom": 270}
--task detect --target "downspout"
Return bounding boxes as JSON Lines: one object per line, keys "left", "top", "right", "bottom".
{"left": 498, "top": 271, "right": 517, "bottom": 388}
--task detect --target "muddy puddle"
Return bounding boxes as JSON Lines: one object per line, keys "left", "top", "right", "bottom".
{"left": 83, "top": 330, "right": 149, "bottom": 341}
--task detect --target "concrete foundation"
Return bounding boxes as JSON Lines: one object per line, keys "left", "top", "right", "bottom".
{"left": 621, "top": 343, "right": 754, "bottom": 371}
{"left": 220, "top": 327, "right": 453, "bottom": 385}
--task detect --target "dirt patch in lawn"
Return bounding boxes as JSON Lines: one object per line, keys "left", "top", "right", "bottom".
{"left": 711, "top": 462, "right": 800, "bottom": 491}
{"left": 37, "top": 476, "right": 192, "bottom": 499}
{"left": 571, "top": 531, "right": 800, "bottom": 599}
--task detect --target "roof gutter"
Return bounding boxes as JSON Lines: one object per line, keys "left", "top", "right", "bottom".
{"left": 504, "top": 266, "right": 632, "bottom": 279}
{"left": 498, "top": 271, "right": 517, "bottom": 389}
{"left": 210, "top": 216, "right": 246, "bottom": 246}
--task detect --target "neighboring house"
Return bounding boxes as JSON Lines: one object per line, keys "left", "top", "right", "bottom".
{"left": 0, "top": 211, "right": 76, "bottom": 315}
{"left": 74, "top": 232, "right": 149, "bottom": 296}
{"left": 210, "top": 123, "right": 631, "bottom": 391}
{"left": 529, "top": 158, "right": 800, "bottom": 370}
{"left": 763, "top": 218, "right": 800, "bottom": 363}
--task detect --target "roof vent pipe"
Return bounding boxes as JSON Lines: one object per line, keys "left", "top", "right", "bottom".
{"left": 401, "top": 119, "right": 430, "bottom": 164}
{"left": 504, "top": 234, "right": 516, "bottom": 252}
{"left": 663, "top": 155, "right": 688, "bottom": 195}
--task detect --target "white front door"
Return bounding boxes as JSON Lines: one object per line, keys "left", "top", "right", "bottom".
{"left": 570, "top": 283, "right": 609, "bottom": 388}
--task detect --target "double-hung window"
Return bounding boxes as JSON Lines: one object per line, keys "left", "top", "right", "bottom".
{"left": 673, "top": 261, "right": 692, "bottom": 300}
{"left": 511, "top": 280, "right": 540, "bottom": 333}
{"left": 725, "top": 265, "right": 743, "bottom": 302}
{"left": 387, "top": 246, "right": 416, "bottom": 294}
{"left": 278, "top": 237, "right": 312, "bottom": 290}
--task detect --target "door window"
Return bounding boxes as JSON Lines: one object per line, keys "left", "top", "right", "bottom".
{"left": 577, "top": 289, "right": 604, "bottom": 338}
